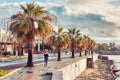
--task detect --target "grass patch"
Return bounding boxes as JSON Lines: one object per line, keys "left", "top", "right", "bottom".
{"left": 0, "top": 54, "right": 3, "bottom": 58}
{"left": 0, "top": 69, "right": 12, "bottom": 77}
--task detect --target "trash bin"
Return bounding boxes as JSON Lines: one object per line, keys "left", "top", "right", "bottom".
{"left": 87, "top": 58, "right": 93, "bottom": 68}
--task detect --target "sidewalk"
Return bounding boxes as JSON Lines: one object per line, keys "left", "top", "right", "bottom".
{"left": 3, "top": 60, "right": 54, "bottom": 80}
{"left": 4, "top": 55, "right": 87, "bottom": 80}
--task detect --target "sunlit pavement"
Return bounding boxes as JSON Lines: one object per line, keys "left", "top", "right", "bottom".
{"left": 0, "top": 52, "right": 89, "bottom": 80}
{"left": 2, "top": 53, "right": 88, "bottom": 80}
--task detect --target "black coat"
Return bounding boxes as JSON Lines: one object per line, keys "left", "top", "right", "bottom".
{"left": 44, "top": 54, "right": 49, "bottom": 60}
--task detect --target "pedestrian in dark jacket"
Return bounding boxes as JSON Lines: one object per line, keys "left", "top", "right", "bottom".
{"left": 44, "top": 49, "right": 49, "bottom": 67}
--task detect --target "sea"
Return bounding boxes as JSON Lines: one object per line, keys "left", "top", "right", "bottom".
{"left": 104, "top": 55, "right": 120, "bottom": 80}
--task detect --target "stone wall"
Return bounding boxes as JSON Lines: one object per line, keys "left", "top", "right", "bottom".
{"left": 52, "top": 54, "right": 99, "bottom": 80}
{"left": 93, "top": 54, "right": 99, "bottom": 62}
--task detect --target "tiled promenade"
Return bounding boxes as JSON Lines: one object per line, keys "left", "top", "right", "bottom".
{"left": 1, "top": 54, "right": 114, "bottom": 80}
{"left": 2, "top": 55, "right": 87, "bottom": 80}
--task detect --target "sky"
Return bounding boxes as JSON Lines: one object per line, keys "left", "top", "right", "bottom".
{"left": 0, "top": 0, "right": 120, "bottom": 45}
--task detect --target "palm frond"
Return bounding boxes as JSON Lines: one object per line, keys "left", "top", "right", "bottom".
{"left": 42, "top": 15, "right": 53, "bottom": 22}
{"left": 20, "top": 5, "right": 28, "bottom": 14}
{"left": 58, "top": 27, "right": 63, "bottom": 34}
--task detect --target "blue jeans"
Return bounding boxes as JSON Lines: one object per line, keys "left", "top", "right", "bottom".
{"left": 44, "top": 60, "right": 48, "bottom": 67}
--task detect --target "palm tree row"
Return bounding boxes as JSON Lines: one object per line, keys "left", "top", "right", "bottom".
{"left": 47, "top": 27, "right": 98, "bottom": 61}
{"left": 9, "top": 2, "right": 97, "bottom": 67}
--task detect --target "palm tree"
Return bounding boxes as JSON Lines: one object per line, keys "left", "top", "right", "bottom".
{"left": 76, "top": 37, "right": 83, "bottom": 57}
{"left": 10, "top": 2, "right": 54, "bottom": 67}
{"left": 16, "top": 32, "right": 25, "bottom": 56}
{"left": 67, "top": 28, "right": 81, "bottom": 58}
{"left": 37, "top": 13, "right": 54, "bottom": 51}
{"left": 90, "top": 40, "right": 97, "bottom": 54}
{"left": 83, "top": 35, "right": 90, "bottom": 55}
{"left": 97, "top": 43, "right": 109, "bottom": 51}
{"left": 47, "top": 27, "right": 69, "bottom": 61}
{"left": 87, "top": 39, "right": 97, "bottom": 55}
{"left": 89, "top": 40, "right": 97, "bottom": 68}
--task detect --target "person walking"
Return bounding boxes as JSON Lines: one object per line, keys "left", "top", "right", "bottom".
{"left": 44, "top": 49, "right": 49, "bottom": 67}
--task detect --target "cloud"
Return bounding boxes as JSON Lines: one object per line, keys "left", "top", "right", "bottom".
{"left": 66, "top": 0, "right": 97, "bottom": 5}
{"left": 62, "top": 0, "right": 120, "bottom": 27}
{"left": 0, "top": 1, "right": 120, "bottom": 44}
{"left": 0, "top": 2, "right": 26, "bottom": 18}
{"left": 49, "top": 4, "right": 120, "bottom": 40}
{"left": 108, "top": 0, "right": 120, "bottom": 6}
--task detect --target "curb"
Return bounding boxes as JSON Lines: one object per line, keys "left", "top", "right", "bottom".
{"left": 0, "top": 68, "right": 22, "bottom": 80}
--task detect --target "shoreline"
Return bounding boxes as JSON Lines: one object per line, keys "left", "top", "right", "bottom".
{"left": 102, "top": 54, "right": 120, "bottom": 79}
{"left": 110, "top": 65, "right": 117, "bottom": 79}
{"left": 75, "top": 56, "right": 115, "bottom": 80}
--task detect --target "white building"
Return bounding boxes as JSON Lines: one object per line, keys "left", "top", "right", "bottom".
{"left": 0, "top": 28, "right": 6, "bottom": 42}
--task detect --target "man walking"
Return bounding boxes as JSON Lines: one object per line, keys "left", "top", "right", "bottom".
{"left": 44, "top": 49, "right": 49, "bottom": 67}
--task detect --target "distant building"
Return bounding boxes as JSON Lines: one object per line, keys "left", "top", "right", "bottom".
{"left": 0, "top": 28, "right": 6, "bottom": 41}
{"left": 109, "top": 42, "right": 118, "bottom": 51}
{"left": 0, "top": 28, "right": 13, "bottom": 53}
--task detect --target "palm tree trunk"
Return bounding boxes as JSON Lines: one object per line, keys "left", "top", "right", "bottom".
{"left": 57, "top": 49, "right": 61, "bottom": 61}
{"left": 42, "top": 41, "right": 45, "bottom": 51}
{"left": 26, "top": 19, "right": 34, "bottom": 67}
{"left": 13, "top": 50, "right": 16, "bottom": 55}
{"left": 79, "top": 50, "right": 82, "bottom": 57}
{"left": 27, "top": 49, "right": 34, "bottom": 67}
{"left": 21, "top": 46, "right": 24, "bottom": 56}
{"left": 26, "top": 41, "right": 34, "bottom": 67}
{"left": 4, "top": 42, "right": 7, "bottom": 52}
{"left": 85, "top": 50, "right": 87, "bottom": 56}
{"left": 18, "top": 46, "right": 21, "bottom": 56}
{"left": 91, "top": 50, "right": 93, "bottom": 54}
{"left": 13, "top": 42, "right": 16, "bottom": 55}
{"left": 71, "top": 49, "right": 75, "bottom": 58}
{"left": 88, "top": 49, "right": 90, "bottom": 54}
